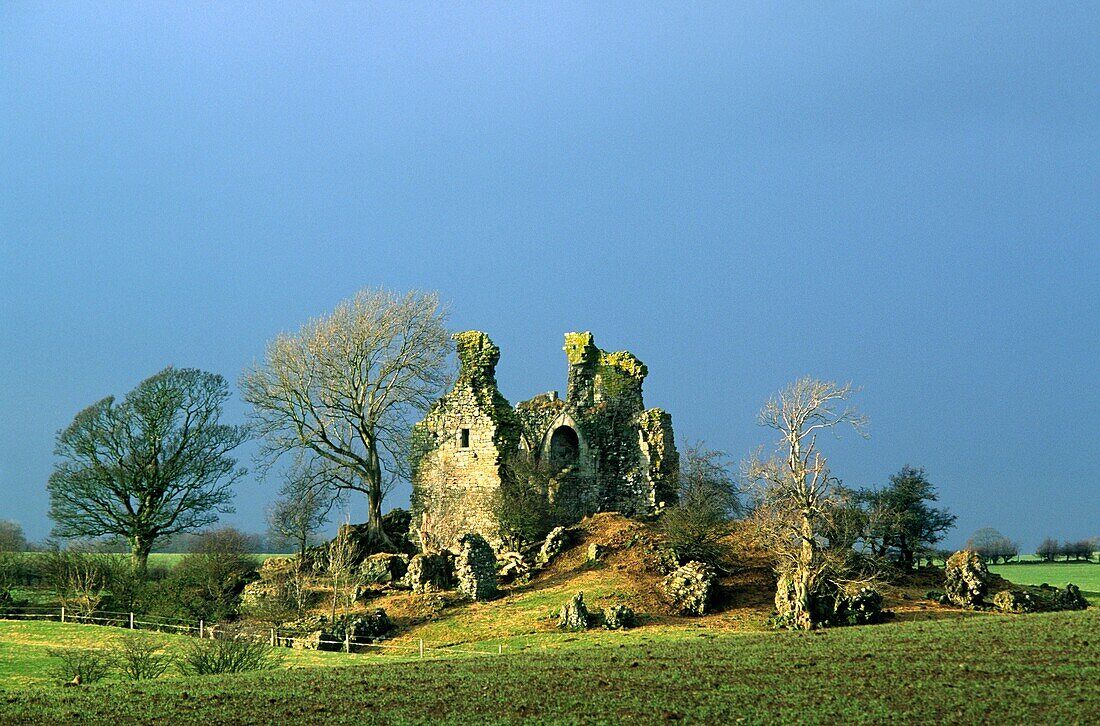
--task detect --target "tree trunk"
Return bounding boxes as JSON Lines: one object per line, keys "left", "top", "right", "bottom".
{"left": 364, "top": 485, "right": 395, "bottom": 552}
{"left": 363, "top": 440, "right": 395, "bottom": 552}
{"left": 792, "top": 511, "right": 815, "bottom": 630}
{"left": 130, "top": 538, "right": 152, "bottom": 576}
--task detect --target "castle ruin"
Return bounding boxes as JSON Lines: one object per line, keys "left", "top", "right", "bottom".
{"left": 410, "top": 331, "right": 678, "bottom": 549}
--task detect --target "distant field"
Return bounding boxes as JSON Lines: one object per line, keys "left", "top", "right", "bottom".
{"left": 5, "top": 552, "right": 283, "bottom": 569}
{"left": 991, "top": 562, "right": 1100, "bottom": 596}
{"left": 144, "top": 552, "right": 283, "bottom": 568}
{"left": 0, "top": 620, "right": 377, "bottom": 689}
{"left": 1, "top": 610, "right": 1097, "bottom": 723}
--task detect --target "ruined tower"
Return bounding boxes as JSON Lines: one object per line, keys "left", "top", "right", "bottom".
{"left": 410, "top": 331, "right": 678, "bottom": 550}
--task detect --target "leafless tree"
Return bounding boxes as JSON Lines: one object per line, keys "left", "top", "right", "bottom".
{"left": 266, "top": 460, "right": 339, "bottom": 562}
{"left": 326, "top": 520, "right": 359, "bottom": 621}
{"left": 0, "top": 520, "right": 26, "bottom": 553}
{"left": 241, "top": 288, "right": 451, "bottom": 552}
{"left": 744, "top": 377, "right": 868, "bottom": 630}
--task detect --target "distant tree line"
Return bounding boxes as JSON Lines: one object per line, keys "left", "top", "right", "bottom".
{"left": 0, "top": 519, "right": 295, "bottom": 556}
{"left": 960, "top": 529, "right": 1096, "bottom": 564}
{"left": 1035, "top": 537, "right": 1097, "bottom": 562}
{"left": 966, "top": 528, "right": 1019, "bottom": 564}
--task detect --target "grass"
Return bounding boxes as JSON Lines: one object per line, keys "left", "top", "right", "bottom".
{"left": 0, "top": 620, "right": 373, "bottom": 688}
{"left": 0, "top": 609, "right": 1096, "bottom": 724}
{"left": 990, "top": 562, "right": 1100, "bottom": 597}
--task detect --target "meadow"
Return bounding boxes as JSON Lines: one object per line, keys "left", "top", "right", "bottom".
{"left": 0, "top": 609, "right": 1097, "bottom": 724}
{"left": 989, "top": 562, "right": 1100, "bottom": 596}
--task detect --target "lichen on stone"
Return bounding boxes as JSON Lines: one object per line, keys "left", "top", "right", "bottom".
{"left": 411, "top": 330, "right": 678, "bottom": 549}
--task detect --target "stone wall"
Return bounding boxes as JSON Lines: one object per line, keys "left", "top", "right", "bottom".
{"left": 410, "top": 330, "right": 679, "bottom": 549}
{"left": 410, "top": 331, "right": 520, "bottom": 550}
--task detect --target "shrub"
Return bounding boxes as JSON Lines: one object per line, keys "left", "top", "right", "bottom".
{"left": 114, "top": 636, "right": 173, "bottom": 680}
{"left": 495, "top": 453, "right": 556, "bottom": 550}
{"left": 177, "top": 633, "right": 284, "bottom": 675}
{"left": 661, "top": 444, "right": 739, "bottom": 569}
{"left": 150, "top": 530, "right": 259, "bottom": 622}
{"left": 39, "top": 547, "right": 113, "bottom": 617}
{"left": 48, "top": 648, "right": 114, "bottom": 685}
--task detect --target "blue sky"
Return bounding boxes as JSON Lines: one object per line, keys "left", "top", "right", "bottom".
{"left": 1, "top": 3, "right": 1097, "bottom": 550}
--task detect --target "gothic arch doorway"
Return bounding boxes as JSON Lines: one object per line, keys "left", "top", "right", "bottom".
{"left": 549, "top": 425, "right": 580, "bottom": 470}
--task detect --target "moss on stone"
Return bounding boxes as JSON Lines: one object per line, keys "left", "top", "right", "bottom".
{"left": 599, "top": 350, "right": 648, "bottom": 381}
{"left": 563, "top": 332, "right": 598, "bottom": 366}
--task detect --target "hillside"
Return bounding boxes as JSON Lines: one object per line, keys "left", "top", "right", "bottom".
{"left": 319, "top": 513, "right": 1019, "bottom": 648}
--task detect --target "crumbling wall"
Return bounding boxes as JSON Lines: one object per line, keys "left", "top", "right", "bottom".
{"left": 410, "top": 330, "right": 679, "bottom": 548}
{"left": 561, "top": 332, "right": 677, "bottom": 516}
{"left": 639, "top": 408, "right": 680, "bottom": 507}
{"left": 410, "top": 331, "right": 520, "bottom": 550}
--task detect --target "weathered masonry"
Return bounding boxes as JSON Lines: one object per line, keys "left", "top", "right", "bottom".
{"left": 410, "top": 330, "right": 678, "bottom": 549}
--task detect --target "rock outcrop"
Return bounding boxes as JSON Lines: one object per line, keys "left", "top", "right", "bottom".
{"left": 944, "top": 550, "right": 989, "bottom": 607}
{"left": 558, "top": 591, "right": 591, "bottom": 630}
{"left": 360, "top": 553, "right": 409, "bottom": 585}
{"left": 662, "top": 561, "right": 716, "bottom": 615}
{"left": 992, "top": 584, "right": 1090, "bottom": 613}
{"left": 454, "top": 533, "right": 498, "bottom": 601}
{"left": 537, "top": 526, "right": 570, "bottom": 567}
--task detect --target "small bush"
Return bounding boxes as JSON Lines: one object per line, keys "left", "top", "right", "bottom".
{"left": 661, "top": 444, "right": 740, "bottom": 569}
{"left": 48, "top": 648, "right": 114, "bottom": 685}
{"left": 177, "top": 633, "right": 284, "bottom": 675}
{"left": 114, "top": 636, "right": 173, "bottom": 680}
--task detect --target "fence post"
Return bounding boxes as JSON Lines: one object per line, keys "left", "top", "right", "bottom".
{"left": 60, "top": 606, "right": 65, "bottom": 623}
{"left": 270, "top": 628, "right": 276, "bottom": 647}
{"left": 419, "top": 639, "right": 424, "bottom": 658}
{"left": 199, "top": 619, "right": 204, "bottom": 639}
{"left": 344, "top": 631, "right": 350, "bottom": 653}
{"left": 130, "top": 612, "right": 135, "bottom": 629}
{"left": 499, "top": 643, "right": 503, "bottom": 655}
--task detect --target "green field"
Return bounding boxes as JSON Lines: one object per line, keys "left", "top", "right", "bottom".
{"left": 991, "top": 562, "right": 1100, "bottom": 596}
{"left": 1, "top": 610, "right": 1097, "bottom": 724}
{"left": 7, "top": 552, "right": 282, "bottom": 568}
{"left": 0, "top": 620, "right": 382, "bottom": 689}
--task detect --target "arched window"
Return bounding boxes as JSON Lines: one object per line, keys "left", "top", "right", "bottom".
{"left": 549, "top": 426, "right": 580, "bottom": 469}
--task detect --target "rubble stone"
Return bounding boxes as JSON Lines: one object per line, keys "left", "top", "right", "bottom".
{"left": 404, "top": 553, "right": 455, "bottom": 593}
{"left": 557, "top": 591, "right": 591, "bottom": 630}
{"left": 454, "top": 533, "right": 498, "bottom": 601}
{"left": 944, "top": 550, "right": 989, "bottom": 607}
{"left": 662, "top": 561, "right": 716, "bottom": 615}
{"left": 602, "top": 604, "right": 637, "bottom": 629}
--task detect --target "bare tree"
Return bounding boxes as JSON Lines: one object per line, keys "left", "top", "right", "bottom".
{"left": 967, "top": 527, "right": 1019, "bottom": 564}
{"left": 0, "top": 521, "right": 26, "bottom": 553}
{"left": 326, "top": 520, "right": 359, "bottom": 621}
{"left": 661, "top": 443, "right": 740, "bottom": 568}
{"left": 241, "top": 288, "right": 451, "bottom": 552}
{"left": 1036, "top": 537, "right": 1060, "bottom": 562}
{"left": 47, "top": 367, "right": 248, "bottom": 574}
{"left": 745, "top": 377, "right": 868, "bottom": 630}
{"left": 267, "top": 461, "right": 338, "bottom": 561}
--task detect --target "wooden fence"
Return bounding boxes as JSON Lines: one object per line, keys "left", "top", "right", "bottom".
{"left": 0, "top": 606, "right": 505, "bottom": 658}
